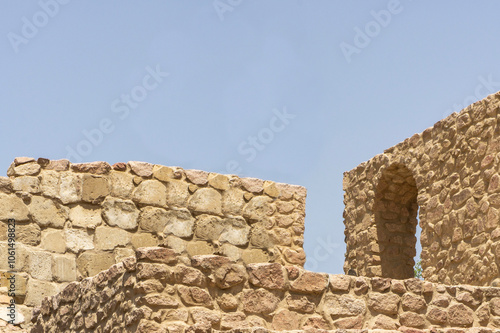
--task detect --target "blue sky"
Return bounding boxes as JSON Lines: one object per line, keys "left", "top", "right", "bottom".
{"left": 1, "top": 1, "right": 500, "bottom": 274}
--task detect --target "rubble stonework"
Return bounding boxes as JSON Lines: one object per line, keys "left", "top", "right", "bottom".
{"left": 30, "top": 247, "right": 500, "bottom": 332}
{"left": 0, "top": 159, "right": 306, "bottom": 325}
{"left": 342, "top": 91, "right": 500, "bottom": 285}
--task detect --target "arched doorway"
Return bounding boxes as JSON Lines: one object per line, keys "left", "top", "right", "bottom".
{"left": 373, "top": 163, "right": 419, "bottom": 279}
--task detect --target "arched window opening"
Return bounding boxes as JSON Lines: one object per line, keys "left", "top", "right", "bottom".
{"left": 373, "top": 163, "right": 419, "bottom": 279}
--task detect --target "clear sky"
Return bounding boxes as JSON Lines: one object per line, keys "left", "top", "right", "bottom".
{"left": 1, "top": 1, "right": 499, "bottom": 274}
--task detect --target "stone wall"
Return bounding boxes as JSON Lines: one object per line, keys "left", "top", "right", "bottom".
{"left": 31, "top": 247, "right": 500, "bottom": 332}
{"left": 343, "top": 91, "right": 500, "bottom": 285}
{"left": 0, "top": 158, "right": 306, "bottom": 323}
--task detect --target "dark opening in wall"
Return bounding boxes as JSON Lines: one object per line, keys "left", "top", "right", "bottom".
{"left": 373, "top": 163, "right": 419, "bottom": 279}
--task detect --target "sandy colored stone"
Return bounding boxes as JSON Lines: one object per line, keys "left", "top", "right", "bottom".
{"left": 330, "top": 274, "right": 351, "bottom": 291}
{"left": 165, "top": 180, "right": 190, "bottom": 207}
{"left": 243, "top": 196, "right": 274, "bottom": 221}
{"left": 247, "top": 262, "right": 286, "bottom": 290}
{"left": 241, "top": 249, "right": 269, "bottom": 264}
{"left": 447, "top": 303, "right": 474, "bottom": 327}
{"left": 14, "top": 157, "right": 35, "bottom": 166}
{"left": 128, "top": 161, "right": 154, "bottom": 177}
{"left": 30, "top": 196, "right": 68, "bottom": 228}
{"left": 76, "top": 251, "right": 115, "bottom": 277}
{"left": 71, "top": 161, "right": 111, "bottom": 174}
{"left": 52, "top": 253, "right": 77, "bottom": 282}
{"left": 186, "top": 241, "right": 213, "bottom": 257}
{"left": 58, "top": 172, "right": 82, "bottom": 204}
{"left": 214, "top": 264, "right": 246, "bottom": 289}
{"left": 163, "top": 208, "right": 195, "bottom": 238}
{"left": 242, "top": 288, "right": 280, "bottom": 314}
{"left": 286, "top": 294, "right": 316, "bottom": 313}
{"left": 208, "top": 173, "right": 229, "bottom": 190}
{"left": 81, "top": 174, "right": 109, "bottom": 203}
{"left": 13, "top": 163, "right": 40, "bottom": 176}
{"left": 195, "top": 214, "right": 224, "bottom": 241}
{"left": 12, "top": 176, "right": 40, "bottom": 193}
{"left": 109, "top": 171, "right": 135, "bottom": 198}
{"left": 24, "top": 279, "right": 59, "bottom": 307}
{"left": 368, "top": 293, "right": 400, "bottom": 315}
{"left": 65, "top": 228, "right": 94, "bottom": 253}
{"left": 272, "top": 309, "right": 299, "bottom": 331}
{"left": 152, "top": 165, "right": 175, "bottom": 182}
{"left": 131, "top": 233, "right": 158, "bottom": 249}
{"left": 102, "top": 197, "right": 138, "bottom": 230}
{"left": 219, "top": 217, "right": 251, "bottom": 246}
{"left": 217, "top": 293, "right": 239, "bottom": 311}
{"left": 0, "top": 194, "right": 29, "bottom": 221}
{"left": 69, "top": 204, "right": 102, "bottom": 229}
{"left": 40, "top": 228, "right": 66, "bottom": 253}
{"left": 177, "top": 285, "right": 213, "bottom": 308}
{"left": 185, "top": 169, "right": 209, "bottom": 185}
{"left": 323, "top": 294, "right": 366, "bottom": 317}
{"left": 95, "top": 226, "right": 130, "bottom": 250}
{"left": 0, "top": 177, "right": 12, "bottom": 194}
{"left": 133, "top": 180, "right": 167, "bottom": 206}
{"left": 17, "top": 223, "right": 41, "bottom": 246}
{"left": 222, "top": 188, "right": 245, "bottom": 215}
{"left": 188, "top": 187, "right": 222, "bottom": 215}
{"left": 139, "top": 206, "right": 169, "bottom": 234}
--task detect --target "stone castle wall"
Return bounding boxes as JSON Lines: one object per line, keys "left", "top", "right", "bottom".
{"left": 0, "top": 158, "right": 306, "bottom": 323}
{"left": 31, "top": 247, "right": 500, "bottom": 332}
{"left": 343, "top": 92, "right": 500, "bottom": 286}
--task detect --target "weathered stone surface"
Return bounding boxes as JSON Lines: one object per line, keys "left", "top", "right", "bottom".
{"left": 24, "top": 279, "right": 59, "bottom": 306}
{"left": 185, "top": 169, "right": 209, "bottom": 185}
{"left": 241, "top": 249, "right": 269, "bottom": 264}
{"left": 40, "top": 228, "right": 66, "bottom": 253}
{"left": 402, "top": 293, "right": 427, "bottom": 312}
{"left": 208, "top": 174, "right": 229, "bottom": 190}
{"left": 136, "top": 262, "right": 171, "bottom": 280}
{"left": 81, "top": 174, "right": 109, "bottom": 203}
{"left": 195, "top": 214, "right": 224, "bottom": 241}
{"left": 323, "top": 294, "right": 366, "bottom": 317}
{"left": 95, "top": 226, "right": 130, "bottom": 250}
{"left": 76, "top": 251, "right": 115, "bottom": 277}
{"left": 136, "top": 247, "right": 177, "bottom": 264}
{"left": 69, "top": 204, "right": 102, "bottom": 229}
{"left": 128, "top": 161, "right": 154, "bottom": 177}
{"left": 250, "top": 225, "right": 274, "bottom": 249}
{"left": 12, "top": 176, "right": 41, "bottom": 193}
{"left": 272, "top": 309, "right": 299, "bottom": 331}
{"left": 44, "top": 159, "right": 70, "bottom": 171}
{"left": 219, "top": 217, "right": 251, "bottom": 246}
{"left": 214, "top": 264, "right": 246, "bottom": 289}
{"left": 400, "top": 312, "right": 425, "bottom": 328}
{"left": 131, "top": 233, "right": 158, "bottom": 249}
{"left": 188, "top": 188, "right": 222, "bottom": 215}
{"left": 283, "top": 248, "right": 306, "bottom": 265}
{"left": 114, "top": 247, "right": 135, "bottom": 263}
{"left": 163, "top": 208, "right": 195, "bottom": 238}
{"left": 240, "top": 177, "right": 265, "bottom": 193}
{"left": 141, "top": 294, "right": 179, "bottom": 307}
{"left": 108, "top": 171, "right": 134, "bottom": 198}
{"left": 29, "top": 250, "right": 52, "bottom": 281}
{"left": 448, "top": 303, "right": 474, "bottom": 327}
{"left": 52, "top": 254, "right": 77, "bottom": 282}
{"left": 165, "top": 180, "right": 190, "bottom": 207}
{"left": 242, "top": 288, "right": 280, "bottom": 314}
{"left": 59, "top": 172, "right": 82, "bottom": 203}
{"left": 191, "top": 307, "right": 221, "bottom": 327}
{"left": 285, "top": 294, "right": 316, "bottom": 313}
{"left": 14, "top": 157, "right": 35, "bottom": 165}
{"left": 247, "top": 263, "right": 286, "bottom": 290}
{"left": 373, "top": 314, "right": 399, "bottom": 330}
{"left": 217, "top": 293, "right": 239, "bottom": 311}
{"left": 368, "top": 293, "right": 400, "bottom": 315}
{"left": 243, "top": 196, "right": 274, "bottom": 221}
{"left": 175, "top": 265, "right": 206, "bottom": 287}
{"left": 30, "top": 196, "right": 68, "bottom": 228}
{"left": 222, "top": 188, "right": 245, "bottom": 215}
{"left": 177, "top": 285, "right": 213, "bottom": 308}
{"left": 0, "top": 194, "right": 29, "bottom": 221}
{"left": 290, "top": 271, "right": 328, "bottom": 294}
{"left": 0, "top": 177, "right": 12, "bottom": 193}
{"left": 334, "top": 315, "right": 363, "bottom": 329}
{"left": 17, "top": 223, "right": 41, "bottom": 246}
{"left": 14, "top": 162, "right": 40, "bottom": 176}
{"left": 426, "top": 306, "right": 448, "bottom": 324}
{"left": 133, "top": 180, "right": 167, "bottom": 206}
{"left": 330, "top": 274, "right": 351, "bottom": 291}
{"left": 139, "top": 206, "right": 170, "bottom": 234}
{"left": 102, "top": 197, "right": 138, "bottom": 230}
{"left": 186, "top": 241, "right": 214, "bottom": 257}
{"left": 65, "top": 228, "right": 94, "bottom": 252}
{"left": 71, "top": 161, "right": 111, "bottom": 174}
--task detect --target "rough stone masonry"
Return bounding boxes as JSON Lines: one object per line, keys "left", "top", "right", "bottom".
{"left": 4, "top": 91, "right": 500, "bottom": 332}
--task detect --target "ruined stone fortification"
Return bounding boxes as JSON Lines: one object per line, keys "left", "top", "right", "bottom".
{"left": 4, "top": 92, "right": 500, "bottom": 332}
{"left": 343, "top": 91, "right": 500, "bottom": 286}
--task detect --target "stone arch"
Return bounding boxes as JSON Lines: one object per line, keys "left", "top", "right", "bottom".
{"left": 373, "top": 163, "right": 419, "bottom": 279}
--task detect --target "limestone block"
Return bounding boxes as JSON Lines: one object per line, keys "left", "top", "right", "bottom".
{"left": 247, "top": 263, "right": 286, "bottom": 290}
{"left": 174, "top": 265, "right": 206, "bottom": 287}
{"left": 240, "top": 178, "right": 264, "bottom": 193}
{"left": 186, "top": 241, "right": 213, "bottom": 257}
{"left": 195, "top": 215, "right": 224, "bottom": 241}
{"left": 24, "top": 279, "right": 59, "bottom": 306}
{"left": 133, "top": 180, "right": 167, "bottom": 206}
{"left": 219, "top": 243, "right": 242, "bottom": 261}
{"left": 219, "top": 217, "right": 250, "bottom": 246}
{"left": 108, "top": 171, "right": 134, "bottom": 198}
{"left": 95, "top": 226, "right": 130, "bottom": 250}
{"left": 65, "top": 228, "right": 94, "bottom": 253}
{"left": 208, "top": 174, "right": 229, "bottom": 190}
{"left": 17, "top": 223, "right": 41, "bottom": 246}
{"left": 177, "top": 285, "right": 213, "bottom": 307}
{"left": 30, "top": 196, "right": 68, "bottom": 228}
{"left": 250, "top": 225, "right": 274, "bottom": 249}
{"left": 40, "top": 170, "right": 59, "bottom": 198}
{"left": 323, "top": 294, "right": 366, "bottom": 317}
{"left": 12, "top": 176, "right": 40, "bottom": 193}
{"left": 241, "top": 249, "right": 269, "bottom": 265}
{"left": 0, "top": 194, "right": 29, "bottom": 221}
{"left": 329, "top": 274, "right": 351, "bottom": 291}
{"left": 69, "top": 204, "right": 102, "bottom": 229}
{"left": 82, "top": 174, "right": 109, "bottom": 203}
{"left": 136, "top": 247, "right": 177, "bottom": 264}
{"left": 214, "top": 264, "right": 246, "bottom": 289}
{"left": 0, "top": 272, "right": 28, "bottom": 297}
{"left": 139, "top": 206, "right": 169, "bottom": 234}
{"left": 222, "top": 188, "right": 245, "bottom": 215}
{"left": 114, "top": 247, "right": 135, "bottom": 263}
{"left": 163, "top": 208, "right": 195, "bottom": 238}
{"left": 0, "top": 177, "right": 12, "bottom": 194}
{"left": 131, "top": 233, "right": 158, "bottom": 249}
{"left": 188, "top": 188, "right": 222, "bottom": 215}
{"left": 40, "top": 229, "right": 66, "bottom": 253}
{"left": 29, "top": 251, "right": 53, "bottom": 281}
{"left": 242, "top": 288, "right": 280, "bottom": 314}
{"left": 128, "top": 161, "right": 154, "bottom": 177}
{"left": 153, "top": 165, "right": 176, "bottom": 182}
{"left": 58, "top": 172, "right": 82, "bottom": 204}
{"left": 0, "top": 243, "right": 29, "bottom": 272}
{"left": 190, "top": 307, "right": 221, "bottom": 327}
{"left": 217, "top": 293, "right": 239, "bottom": 311}
{"left": 272, "top": 309, "right": 300, "bottom": 331}
{"left": 164, "top": 235, "right": 186, "bottom": 254}
{"left": 14, "top": 163, "right": 40, "bottom": 176}
{"left": 76, "top": 251, "right": 115, "bottom": 277}
{"left": 52, "top": 253, "right": 77, "bottom": 282}
{"left": 102, "top": 197, "right": 138, "bottom": 230}
{"left": 290, "top": 271, "right": 328, "bottom": 294}
{"left": 368, "top": 293, "right": 400, "bottom": 315}
{"left": 243, "top": 196, "right": 275, "bottom": 221}
{"left": 165, "top": 180, "right": 190, "bottom": 207}
{"left": 185, "top": 169, "right": 209, "bottom": 185}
